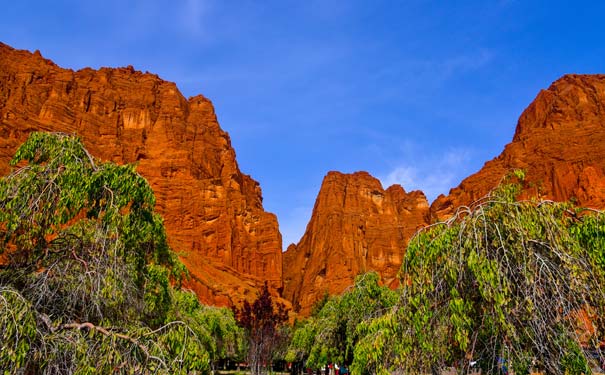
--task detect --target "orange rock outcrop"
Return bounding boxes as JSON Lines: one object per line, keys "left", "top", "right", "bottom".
{"left": 0, "top": 42, "right": 283, "bottom": 306}
{"left": 283, "top": 171, "right": 430, "bottom": 315}
{"left": 432, "top": 74, "right": 605, "bottom": 218}
{"left": 4, "top": 42, "right": 605, "bottom": 316}
{"left": 286, "top": 74, "right": 605, "bottom": 315}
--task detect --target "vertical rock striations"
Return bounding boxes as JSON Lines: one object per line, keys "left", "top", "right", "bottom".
{"left": 0, "top": 42, "right": 283, "bottom": 306}
{"left": 4, "top": 42, "right": 605, "bottom": 315}
{"left": 283, "top": 171, "right": 430, "bottom": 315}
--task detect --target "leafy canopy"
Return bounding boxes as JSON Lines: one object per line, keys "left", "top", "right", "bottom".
{"left": 0, "top": 132, "right": 241, "bottom": 374}
{"left": 234, "top": 282, "right": 289, "bottom": 375}
{"left": 286, "top": 272, "right": 397, "bottom": 369}
{"left": 353, "top": 174, "right": 605, "bottom": 375}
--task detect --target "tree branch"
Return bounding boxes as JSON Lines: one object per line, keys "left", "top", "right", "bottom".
{"left": 56, "top": 321, "right": 167, "bottom": 369}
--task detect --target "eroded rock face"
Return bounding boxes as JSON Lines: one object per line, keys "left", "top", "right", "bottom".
{"left": 283, "top": 171, "right": 430, "bottom": 315}
{"left": 0, "top": 42, "right": 283, "bottom": 306}
{"left": 4, "top": 43, "right": 605, "bottom": 315}
{"left": 432, "top": 74, "right": 605, "bottom": 219}
{"left": 285, "top": 74, "right": 605, "bottom": 315}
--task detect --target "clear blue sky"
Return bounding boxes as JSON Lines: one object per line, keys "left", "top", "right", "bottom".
{"left": 3, "top": 1, "right": 605, "bottom": 246}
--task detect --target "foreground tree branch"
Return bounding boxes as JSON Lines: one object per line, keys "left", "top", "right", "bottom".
{"left": 0, "top": 133, "right": 242, "bottom": 374}
{"left": 56, "top": 322, "right": 167, "bottom": 369}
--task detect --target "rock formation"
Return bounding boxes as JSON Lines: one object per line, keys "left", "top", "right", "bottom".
{"left": 286, "top": 74, "right": 605, "bottom": 315}
{"left": 432, "top": 74, "right": 605, "bottom": 219}
{"left": 0, "top": 42, "right": 283, "bottom": 306}
{"left": 283, "top": 171, "right": 430, "bottom": 315}
{"left": 4, "top": 42, "right": 605, "bottom": 316}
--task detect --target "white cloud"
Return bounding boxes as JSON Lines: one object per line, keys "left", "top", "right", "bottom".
{"left": 382, "top": 166, "right": 417, "bottom": 189}
{"left": 379, "top": 148, "right": 473, "bottom": 202}
{"left": 440, "top": 49, "right": 494, "bottom": 77}
{"left": 362, "top": 49, "right": 495, "bottom": 110}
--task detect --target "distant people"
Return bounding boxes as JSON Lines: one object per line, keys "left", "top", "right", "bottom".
{"left": 498, "top": 357, "right": 508, "bottom": 375}
{"left": 335, "top": 363, "right": 340, "bottom": 375}
{"left": 328, "top": 363, "right": 334, "bottom": 375}
{"left": 340, "top": 364, "right": 349, "bottom": 375}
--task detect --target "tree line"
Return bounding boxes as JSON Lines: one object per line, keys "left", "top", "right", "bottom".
{"left": 2, "top": 133, "right": 605, "bottom": 374}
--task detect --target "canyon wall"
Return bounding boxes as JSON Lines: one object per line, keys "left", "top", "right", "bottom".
{"left": 285, "top": 74, "right": 605, "bottom": 314}
{"left": 4, "top": 43, "right": 605, "bottom": 315}
{"left": 0, "top": 42, "right": 283, "bottom": 306}
{"left": 432, "top": 74, "right": 605, "bottom": 218}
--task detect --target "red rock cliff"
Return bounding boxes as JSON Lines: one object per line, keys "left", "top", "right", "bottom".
{"left": 285, "top": 74, "right": 605, "bottom": 315}
{"left": 283, "top": 171, "right": 430, "bottom": 315}
{"left": 4, "top": 43, "right": 604, "bottom": 314}
{"left": 0, "top": 43, "right": 283, "bottom": 305}
{"left": 432, "top": 74, "right": 605, "bottom": 218}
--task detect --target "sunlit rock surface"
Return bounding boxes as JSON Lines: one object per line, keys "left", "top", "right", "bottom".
{"left": 0, "top": 42, "right": 284, "bottom": 306}
{"left": 283, "top": 171, "right": 430, "bottom": 315}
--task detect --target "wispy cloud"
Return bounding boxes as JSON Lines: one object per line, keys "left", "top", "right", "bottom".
{"left": 379, "top": 148, "right": 473, "bottom": 202}
{"left": 180, "top": 0, "right": 212, "bottom": 36}
{"left": 373, "top": 48, "right": 494, "bottom": 86}
{"left": 439, "top": 49, "right": 494, "bottom": 78}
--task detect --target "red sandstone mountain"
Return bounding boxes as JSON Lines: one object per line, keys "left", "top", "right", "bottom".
{"left": 3, "top": 43, "right": 605, "bottom": 316}
{"left": 432, "top": 74, "right": 605, "bottom": 218}
{"left": 283, "top": 171, "right": 430, "bottom": 315}
{"left": 0, "top": 42, "right": 283, "bottom": 306}
{"left": 285, "top": 74, "right": 605, "bottom": 315}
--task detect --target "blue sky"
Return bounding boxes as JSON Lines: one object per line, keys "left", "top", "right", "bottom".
{"left": 3, "top": 1, "right": 605, "bottom": 246}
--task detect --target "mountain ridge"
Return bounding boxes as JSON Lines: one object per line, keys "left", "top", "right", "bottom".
{"left": 3, "top": 42, "right": 605, "bottom": 315}
{"left": 284, "top": 73, "right": 605, "bottom": 314}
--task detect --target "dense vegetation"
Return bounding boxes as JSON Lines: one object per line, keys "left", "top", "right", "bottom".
{"left": 289, "top": 173, "right": 605, "bottom": 375}
{"left": 286, "top": 272, "right": 396, "bottom": 370}
{"left": 357, "top": 175, "right": 605, "bottom": 374}
{"left": 0, "top": 133, "right": 242, "bottom": 374}
{"left": 3, "top": 133, "right": 605, "bottom": 375}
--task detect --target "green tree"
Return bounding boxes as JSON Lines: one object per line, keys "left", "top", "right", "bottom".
{"left": 0, "top": 132, "right": 237, "bottom": 373}
{"left": 169, "top": 289, "right": 245, "bottom": 372}
{"left": 286, "top": 272, "right": 397, "bottom": 370}
{"left": 353, "top": 175, "right": 605, "bottom": 375}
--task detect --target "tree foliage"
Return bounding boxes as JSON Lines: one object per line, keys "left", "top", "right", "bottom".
{"left": 169, "top": 289, "right": 245, "bottom": 369}
{"left": 0, "top": 132, "right": 241, "bottom": 374}
{"left": 234, "top": 282, "right": 289, "bottom": 375}
{"left": 286, "top": 272, "right": 397, "bottom": 369}
{"left": 353, "top": 174, "right": 605, "bottom": 375}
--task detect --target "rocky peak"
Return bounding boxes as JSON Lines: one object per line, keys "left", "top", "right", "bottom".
{"left": 432, "top": 74, "right": 605, "bottom": 219}
{"left": 5, "top": 42, "right": 605, "bottom": 317}
{"left": 283, "top": 171, "right": 430, "bottom": 315}
{"left": 285, "top": 74, "right": 605, "bottom": 315}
